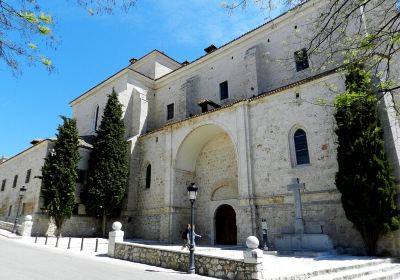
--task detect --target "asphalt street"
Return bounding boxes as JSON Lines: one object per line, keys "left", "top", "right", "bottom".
{"left": 0, "top": 236, "right": 213, "bottom": 280}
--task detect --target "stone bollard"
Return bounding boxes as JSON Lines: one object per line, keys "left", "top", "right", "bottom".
{"left": 108, "top": 221, "right": 124, "bottom": 257}
{"left": 243, "top": 236, "right": 264, "bottom": 280}
{"left": 20, "top": 215, "right": 33, "bottom": 238}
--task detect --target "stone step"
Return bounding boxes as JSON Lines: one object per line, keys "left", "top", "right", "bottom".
{"left": 351, "top": 267, "right": 400, "bottom": 280}
{"left": 309, "top": 263, "right": 400, "bottom": 280}
{"left": 266, "top": 258, "right": 395, "bottom": 280}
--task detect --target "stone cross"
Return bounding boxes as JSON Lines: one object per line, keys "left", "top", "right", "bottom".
{"left": 287, "top": 178, "right": 305, "bottom": 234}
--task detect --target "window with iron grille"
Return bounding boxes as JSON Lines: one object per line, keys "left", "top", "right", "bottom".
{"left": 167, "top": 103, "right": 174, "bottom": 120}
{"left": 219, "top": 81, "right": 229, "bottom": 100}
{"left": 294, "top": 48, "right": 309, "bottom": 72}
{"left": 294, "top": 129, "right": 310, "bottom": 165}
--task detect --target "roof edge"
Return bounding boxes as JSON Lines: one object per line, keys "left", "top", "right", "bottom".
{"left": 139, "top": 67, "right": 341, "bottom": 138}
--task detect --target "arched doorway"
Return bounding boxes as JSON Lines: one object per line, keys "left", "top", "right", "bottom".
{"left": 215, "top": 204, "right": 237, "bottom": 245}
{"left": 173, "top": 124, "right": 239, "bottom": 244}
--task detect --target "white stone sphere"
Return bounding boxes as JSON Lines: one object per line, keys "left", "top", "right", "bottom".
{"left": 246, "top": 236, "right": 259, "bottom": 249}
{"left": 112, "top": 221, "right": 122, "bottom": 231}
{"left": 25, "top": 215, "right": 32, "bottom": 222}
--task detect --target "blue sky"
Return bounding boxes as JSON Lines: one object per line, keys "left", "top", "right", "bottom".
{"left": 0, "top": 0, "right": 279, "bottom": 158}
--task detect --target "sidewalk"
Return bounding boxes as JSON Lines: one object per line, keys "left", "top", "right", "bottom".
{"left": 0, "top": 228, "right": 22, "bottom": 239}
{"left": 114, "top": 241, "right": 396, "bottom": 279}
{"left": 1, "top": 231, "right": 397, "bottom": 279}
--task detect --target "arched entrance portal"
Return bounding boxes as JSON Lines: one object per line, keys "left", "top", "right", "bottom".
{"left": 215, "top": 204, "right": 237, "bottom": 245}
{"left": 173, "top": 124, "right": 239, "bottom": 244}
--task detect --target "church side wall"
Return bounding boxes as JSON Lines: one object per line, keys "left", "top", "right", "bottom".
{"left": 246, "top": 74, "right": 366, "bottom": 251}
{"left": 126, "top": 131, "right": 168, "bottom": 240}
{"left": 0, "top": 141, "right": 51, "bottom": 222}
{"left": 72, "top": 76, "right": 142, "bottom": 138}
{"left": 122, "top": 71, "right": 399, "bottom": 254}
{"left": 149, "top": 2, "right": 341, "bottom": 132}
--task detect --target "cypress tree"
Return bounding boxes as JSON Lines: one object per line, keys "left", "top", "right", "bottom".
{"left": 41, "top": 116, "right": 80, "bottom": 237}
{"left": 86, "top": 90, "right": 128, "bottom": 237}
{"left": 334, "top": 63, "right": 400, "bottom": 255}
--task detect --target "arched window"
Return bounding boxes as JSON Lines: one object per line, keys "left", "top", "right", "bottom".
{"left": 293, "top": 129, "right": 310, "bottom": 165}
{"left": 145, "top": 164, "right": 151, "bottom": 189}
{"left": 94, "top": 105, "right": 100, "bottom": 131}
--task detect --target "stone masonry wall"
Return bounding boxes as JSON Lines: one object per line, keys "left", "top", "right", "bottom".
{"left": 193, "top": 133, "right": 238, "bottom": 244}
{"left": 0, "top": 220, "right": 14, "bottom": 232}
{"left": 0, "top": 140, "right": 51, "bottom": 222}
{"left": 378, "top": 230, "right": 400, "bottom": 258}
{"left": 114, "top": 242, "right": 260, "bottom": 280}
{"left": 32, "top": 214, "right": 101, "bottom": 237}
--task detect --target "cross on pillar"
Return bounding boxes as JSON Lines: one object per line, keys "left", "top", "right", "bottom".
{"left": 287, "top": 178, "right": 305, "bottom": 234}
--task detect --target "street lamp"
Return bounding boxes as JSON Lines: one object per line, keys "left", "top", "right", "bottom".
{"left": 187, "top": 183, "right": 198, "bottom": 274}
{"left": 12, "top": 186, "right": 27, "bottom": 233}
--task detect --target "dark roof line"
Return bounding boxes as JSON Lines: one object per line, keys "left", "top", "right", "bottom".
{"left": 69, "top": 67, "right": 129, "bottom": 105}
{"left": 69, "top": 67, "right": 155, "bottom": 105}
{"left": 139, "top": 67, "right": 340, "bottom": 138}
{"left": 129, "top": 49, "right": 182, "bottom": 66}
{"left": 128, "top": 68, "right": 155, "bottom": 81}
{"left": 0, "top": 139, "right": 54, "bottom": 166}
{"left": 69, "top": 1, "right": 312, "bottom": 104}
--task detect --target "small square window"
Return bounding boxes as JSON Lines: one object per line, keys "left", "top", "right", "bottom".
{"left": 25, "top": 169, "right": 31, "bottom": 183}
{"left": 220, "top": 81, "right": 229, "bottom": 100}
{"left": 294, "top": 48, "right": 309, "bottom": 72}
{"left": 167, "top": 103, "right": 174, "bottom": 120}
{"left": 12, "top": 175, "right": 18, "bottom": 188}
{"left": 1, "top": 179, "right": 6, "bottom": 191}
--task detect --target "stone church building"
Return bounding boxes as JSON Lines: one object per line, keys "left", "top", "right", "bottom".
{"left": 1, "top": 1, "right": 399, "bottom": 255}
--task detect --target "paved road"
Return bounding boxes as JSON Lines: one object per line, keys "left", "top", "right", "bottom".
{"left": 0, "top": 237, "right": 213, "bottom": 280}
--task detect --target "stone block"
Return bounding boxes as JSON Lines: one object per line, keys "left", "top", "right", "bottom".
{"left": 275, "top": 233, "right": 334, "bottom": 251}
{"left": 281, "top": 225, "right": 294, "bottom": 234}
{"left": 20, "top": 215, "right": 33, "bottom": 238}
{"left": 243, "top": 249, "right": 263, "bottom": 264}
{"left": 305, "top": 224, "right": 322, "bottom": 234}
{"left": 108, "top": 221, "right": 124, "bottom": 257}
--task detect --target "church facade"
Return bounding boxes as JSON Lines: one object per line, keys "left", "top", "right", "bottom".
{"left": 1, "top": 0, "right": 399, "bottom": 255}
{"left": 70, "top": 1, "right": 400, "bottom": 254}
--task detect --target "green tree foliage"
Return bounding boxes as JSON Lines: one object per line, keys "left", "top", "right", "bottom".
{"left": 334, "top": 63, "right": 400, "bottom": 255}
{"left": 86, "top": 90, "right": 128, "bottom": 237}
{"left": 41, "top": 116, "right": 80, "bottom": 237}
{"left": 1, "top": 0, "right": 136, "bottom": 74}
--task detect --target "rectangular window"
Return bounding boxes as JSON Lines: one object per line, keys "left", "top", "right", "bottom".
{"left": 1, "top": 179, "right": 6, "bottom": 191}
{"left": 167, "top": 103, "right": 174, "bottom": 120}
{"left": 76, "top": 170, "right": 87, "bottom": 184}
{"left": 8, "top": 205, "right": 12, "bottom": 217}
{"left": 12, "top": 175, "right": 18, "bottom": 188}
{"left": 294, "top": 48, "right": 309, "bottom": 72}
{"left": 25, "top": 169, "right": 31, "bottom": 183}
{"left": 219, "top": 81, "right": 229, "bottom": 100}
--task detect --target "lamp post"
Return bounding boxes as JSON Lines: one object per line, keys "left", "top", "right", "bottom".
{"left": 12, "top": 186, "right": 27, "bottom": 233}
{"left": 187, "top": 183, "right": 198, "bottom": 274}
